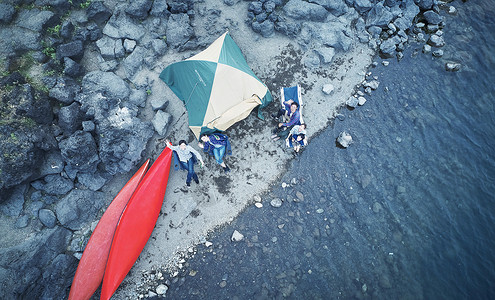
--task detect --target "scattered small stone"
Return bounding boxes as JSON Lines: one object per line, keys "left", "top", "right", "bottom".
{"left": 322, "top": 83, "right": 334, "bottom": 95}
{"left": 396, "top": 137, "right": 402, "bottom": 142}
{"left": 397, "top": 186, "right": 406, "bottom": 193}
{"left": 278, "top": 224, "right": 285, "bottom": 229}
{"left": 255, "top": 202, "right": 263, "bottom": 208}
{"left": 423, "top": 44, "right": 432, "bottom": 53}
{"left": 382, "top": 61, "right": 390, "bottom": 66}
{"left": 253, "top": 195, "right": 262, "bottom": 202}
{"left": 189, "top": 270, "right": 197, "bottom": 276}
{"left": 219, "top": 281, "right": 227, "bottom": 288}
{"left": 336, "top": 113, "right": 345, "bottom": 121}
{"left": 156, "top": 284, "right": 168, "bottom": 295}
{"left": 362, "top": 283, "right": 368, "bottom": 293}
{"left": 295, "top": 191, "right": 304, "bottom": 202}
{"left": 432, "top": 49, "right": 444, "bottom": 57}
{"left": 231, "top": 230, "right": 244, "bottom": 242}
{"left": 270, "top": 198, "right": 283, "bottom": 207}
{"left": 272, "top": 237, "right": 277, "bottom": 242}
{"left": 281, "top": 182, "right": 288, "bottom": 188}
{"left": 291, "top": 178, "right": 297, "bottom": 185}
{"left": 148, "top": 291, "right": 157, "bottom": 297}
{"left": 445, "top": 62, "right": 461, "bottom": 72}
{"left": 358, "top": 96, "right": 367, "bottom": 106}
{"left": 205, "top": 241, "right": 213, "bottom": 247}
{"left": 346, "top": 96, "right": 359, "bottom": 108}
{"left": 448, "top": 6, "right": 457, "bottom": 15}
{"left": 316, "top": 208, "right": 324, "bottom": 214}
{"left": 337, "top": 131, "right": 353, "bottom": 148}
{"left": 372, "top": 202, "right": 383, "bottom": 213}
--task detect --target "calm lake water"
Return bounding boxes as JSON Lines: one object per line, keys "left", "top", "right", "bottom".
{"left": 160, "top": 1, "right": 495, "bottom": 299}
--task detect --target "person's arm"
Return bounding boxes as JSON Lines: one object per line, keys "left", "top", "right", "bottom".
{"left": 283, "top": 110, "right": 300, "bottom": 127}
{"left": 188, "top": 146, "right": 204, "bottom": 166}
{"left": 166, "top": 140, "right": 179, "bottom": 151}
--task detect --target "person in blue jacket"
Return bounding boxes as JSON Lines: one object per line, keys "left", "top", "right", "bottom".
{"left": 271, "top": 100, "right": 301, "bottom": 141}
{"left": 166, "top": 139, "right": 204, "bottom": 186}
{"left": 198, "top": 133, "right": 231, "bottom": 173}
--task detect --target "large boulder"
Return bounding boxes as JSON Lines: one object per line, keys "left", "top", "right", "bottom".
{"left": 423, "top": 10, "right": 444, "bottom": 25}
{"left": 0, "top": 27, "right": 41, "bottom": 56}
{"left": 103, "top": 8, "right": 146, "bottom": 41}
{"left": 55, "top": 189, "right": 106, "bottom": 230}
{"left": 353, "top": 0, "right": 373, "bottom": 14}
{"left": 97, "top": 111, "right": 154, "bottom": 175}
{"left": 81, "top": 71, "right": 130, "bottom": 100}
{"left": 96, "top": 35, "right": 125, "bottom": 60}
{"left": 152, "top": 110, "right": 172, "bottom": 136}
{"left": 166, "top": 13, "right": 194, "bottom": 49}
{"left": 0, "top": 185, "right": 27, "bottom": 216}
{"left": 59, "top": 131, "right": 100, "bottom": 174}
{"left": 0, "top": 3, "right": 15, "bottom": 24}
{"left": 0, "top": 227, "right": 72, "bottom": 299}
{"left": 283, "top": 0, "right": 329, "bottom": 21}
{"left": 58, "top": 102, "right": 83, "bottom": 135}
{"left": 365, "top": 3, "right": 395, "bottom": 28}
{"left": 86, "top": 1, "right": 112, "bottom": 24}
{"left": 56, "top": 40, "right": 84, "bottom": 61}
{"left": 125, "top": 0, "right": 153, "bottom": 19}
{"left": 49, "top": 77, "right": 80, "bottom": 104}
{"left": 31, "top": 174, "right": 74, "bottom": 196}
{"left": 15, "top": 8, "right": 57, "bottom": 32}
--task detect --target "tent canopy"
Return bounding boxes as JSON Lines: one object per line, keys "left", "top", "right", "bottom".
{"left": 159, "top": 32, "right": 272, "bottom": 138}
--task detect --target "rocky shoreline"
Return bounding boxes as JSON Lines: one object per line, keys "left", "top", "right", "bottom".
{"left": 0, "top": 0, "right": 459, "bottom": 298}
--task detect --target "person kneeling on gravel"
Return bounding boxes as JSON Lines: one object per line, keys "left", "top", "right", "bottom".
{"left": 166, "top": 139, "right": 204, "bottom": 187}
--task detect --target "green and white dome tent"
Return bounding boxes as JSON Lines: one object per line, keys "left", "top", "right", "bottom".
{"left": 159, "top": 32, "right": 272, "bottom": 139}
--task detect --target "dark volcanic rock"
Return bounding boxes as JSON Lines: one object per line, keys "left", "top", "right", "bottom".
{"left": 0, "top": 185, "right": 27, "bottom": 216}
{"left": 15, "top": 9, "right": 57, "bottom": 32}
{"left": 58, "top": 102, "right": 83, "bottom": 135}
{"left": 0, "top": 3, "right": 15, "bottom": 24}
{"left": 31, "top": 174, "right": 74, "bottom": 196}
{"left": 87, "top": 1, "right": 112, "bottom": 24}
{"left": 125, "top": 0, "right": 153, "bottom": 19}
{"left": 81, "top": 71, "right": 130, "bottom": 100}
{"left": 283, "top": 0, "right": 329, "bottom": 21}
{"left": 98, "top": 120, "right": 154, "bottom": 175}
{"left": 166, "top": 13, "right": 194, "bottom": 48}
{"left": 38, "top": 208, "right": 57, "bottom": 228}
{"left": 103, "top": 8, "right": 146, "bottom": 41}
{"left": 63, "top": 57, "right": 84, "bottom": 77}
{"left": 55, "top": 189, "right": 106, "bottom": 230}
{"left": 49, "top": 77, "right": 80, "bottom": 104}
{"left": 59, "top": 131, "right": 100, "bottom": 174}
{"left": 56, "top": 40, "right": 84, "bottom": 61}
{"left": 0, "top": 227, "right": 72, "bottom": 299}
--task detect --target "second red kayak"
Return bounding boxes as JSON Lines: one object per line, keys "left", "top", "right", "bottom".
{"left": 100, "top": 147, "right": 173, "bottom": 300}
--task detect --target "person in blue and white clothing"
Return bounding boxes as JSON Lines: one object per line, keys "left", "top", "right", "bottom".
{"left": 166, "top": 139, "right": 204, "bottom": 187}
{"left": 286, "top": 123, "right": 307, "bottom": 154}
{"left": 198, "top": 133, "right": 231, "bottom": 173}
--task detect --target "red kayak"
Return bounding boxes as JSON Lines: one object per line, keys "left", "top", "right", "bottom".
{"left": 100, "top": 147, "right": 173, "bottom": 300}
{"left": 68, "top": 159, "right": 150, "bottom": 300}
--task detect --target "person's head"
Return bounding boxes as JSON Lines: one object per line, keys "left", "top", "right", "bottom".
{"left": 200, "top": 134, "right": 209, "bottom": 142}
{"left": 290, "top": 102, "right": 299, "bottom": 113}
{"left": 178, "top": 140, "right": 187, "bottom": 150}
{"left": 299, "top": 123, "right": 307, "bottom": 131}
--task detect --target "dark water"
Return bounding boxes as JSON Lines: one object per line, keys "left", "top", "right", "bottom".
{"left": 160, "top": 2, "right": 495, "bottom": 299}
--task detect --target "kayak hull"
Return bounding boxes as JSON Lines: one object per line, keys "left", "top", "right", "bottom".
{"left": 68, "top": 159, "right": 150, "bottom": 300}
{"left": 100, "top": 148, "right": 172, "bottom": 300}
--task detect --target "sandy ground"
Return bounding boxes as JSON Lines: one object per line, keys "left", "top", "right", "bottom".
{"left": 101, "top": 1, "right": 374, "bottom": 297}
